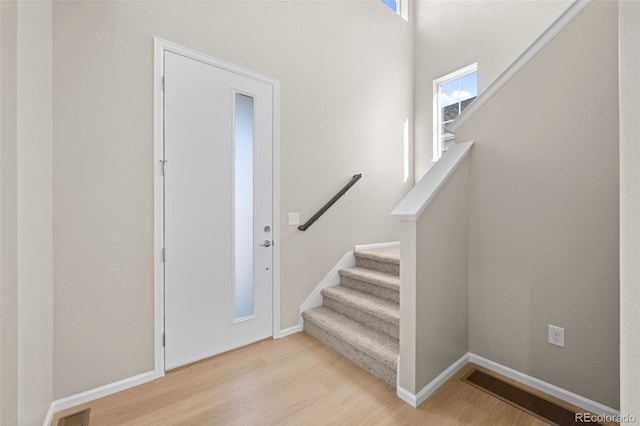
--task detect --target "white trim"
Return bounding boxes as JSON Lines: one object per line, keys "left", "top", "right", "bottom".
{"left": 156, "top": 38, "right": 281, "bottom": 86}
{"left": 395, "top": 352, "right": 619, "bottom": 416}
{"left": 46, "top": 371, "right": 156, "bottom": 425}
{"left": 432, "top": 80, "right": 439, "bottom": 163}
{"left": 434, "top": 63, "right": 478, "bottom": 87}
{"left": 354, "top": 241, "right": 400, "bottom": 251}
{"left": 277, "top": 324, "right": 302, "bottom": 338}
{"left": 153, "top": 37, "right": 281, "bottom": 366}
{"left": 396, "top": 386, "right": 418, "bottom": 407}
{"left": 152, "top": 37, "right": 166, "bottom": 381}
{"left": 272, "top": 79, "right": 282, "bottom": 339}
{"left": 447, "top": 0, "right": 590, "bottom": 133}
{"left": 397, "top": 353, "right": 469, "bottom": 408}
{"left": 468, "top": 353, "right": 620, "bottom": 418}
{"left": 43, "top": 404, "right": 55, "bottom": 426}
{"left": 391, "top": 141, "right": 473, "bottom": 221}
{"left": 298, "top": 251, "right": 356, "bottom": 326}
{"left": 398, "top": 0, "right": 408, "bottom": 22}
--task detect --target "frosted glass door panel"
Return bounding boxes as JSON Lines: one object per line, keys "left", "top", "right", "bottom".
{"left": 234, "top": 93, "right": 255, "bottom": 320}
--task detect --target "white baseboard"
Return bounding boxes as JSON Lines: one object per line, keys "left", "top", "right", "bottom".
{"left": 298, "top": 251, "right": 355, "bottom": 326}
{"left": 396, "top": 352, "right": 619, "bottom": 417}
{"left": 45, "top": 370, "right": 157, "bottom": 425}
{"left": 468, "top": 353, "right": 620, "bottom": 418}
{"left": 276, "top": 324, "right": 302, "bottom": 338}
{"left": 354, "top": 241, "right": 400, "bottom": 251}
{"left": 43, "top": 403, "right": 55, "bottom": 426}
{"left": 397, "top": 353, "right": 469, "bottom": 408}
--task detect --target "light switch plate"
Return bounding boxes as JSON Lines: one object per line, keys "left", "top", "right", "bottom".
{"left": 288, "top": 212, "right": 300, "bottom": 226}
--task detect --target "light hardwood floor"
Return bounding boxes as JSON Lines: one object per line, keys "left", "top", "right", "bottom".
{"left": 52, "top": 333, "right": 609, "bottom": 425}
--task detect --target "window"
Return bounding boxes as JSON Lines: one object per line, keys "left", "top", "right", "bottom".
{"left": 433, "top": 64, "right": 477, "bottom": 161}
{"left": 380, "top": 0, "right": 408, "bottom": 20}
{"left": 380, "top": 0, "right": 398, "bottom": 13}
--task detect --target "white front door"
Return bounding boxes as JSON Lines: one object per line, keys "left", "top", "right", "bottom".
{"left": 163, "top": 51, "right": 274, "bottom": 370}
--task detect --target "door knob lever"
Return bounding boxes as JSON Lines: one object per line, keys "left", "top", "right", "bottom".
{"left": 260, "top": 240, "right": 273, "bottom": 248}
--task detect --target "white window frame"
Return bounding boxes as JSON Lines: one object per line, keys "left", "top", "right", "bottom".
{"left": 380, "top": 0, "right": 408, "bottom": 21}
{"left": 433, "top": 63, "right": 477, "bottom": 162}
{"left": 398, "top": 0, "right": 409, "bottom": 21}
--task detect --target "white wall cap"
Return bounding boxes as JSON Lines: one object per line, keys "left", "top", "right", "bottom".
{"left": 391, "top": 141, "right": 473, "bottom": 221}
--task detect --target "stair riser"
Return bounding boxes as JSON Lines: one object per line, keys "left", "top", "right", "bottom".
{"left": 355, "top": 257, "right": 399, "bottom": 276}
{"left": 323, "top": 299, "right": 399, "bottom": 340}
{"left": 340, "top": 276, "right": 399, "bottom": 303}
{"left": 304, "top": 321, "right": 396, "bottom": 387}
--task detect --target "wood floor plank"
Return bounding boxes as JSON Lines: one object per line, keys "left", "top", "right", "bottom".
{"left": 51, "top": 333, "right": 609, "bottom": 425}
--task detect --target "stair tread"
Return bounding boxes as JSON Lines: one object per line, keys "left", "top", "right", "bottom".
{"left": 302, "top": 306, "right": 398, "bottom": 369}
{"left": 322, "top": 285, "right": 399, "bottom": 325}
{"left": 354, "top": 246, "right": 400, "bottom": 265}
{"left": 339, "top": 267, "right": 400, "bottom": 291}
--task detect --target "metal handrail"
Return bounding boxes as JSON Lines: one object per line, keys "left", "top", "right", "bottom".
{"left": 298, "top": 174, "right": 362, "bottom": 231}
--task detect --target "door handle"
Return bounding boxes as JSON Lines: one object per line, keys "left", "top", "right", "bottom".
{"left": 260, "top": 240, "right": 273, "bottom": 248}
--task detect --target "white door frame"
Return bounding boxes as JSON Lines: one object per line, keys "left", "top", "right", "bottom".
{"left": 153, "top": 37, "right": 281, "bottom": 378}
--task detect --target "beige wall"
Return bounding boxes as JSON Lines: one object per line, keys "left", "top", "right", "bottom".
{"left": 53, "top": 1, "right": 413, "bottom": 399}
{"left": 16, "top": 1, "right": 54, "bottom": 423}
{"left": 1, "top": 1, "right": 54, "bottom": 424}
{"left": 1, "top": 2, "right": 18, "bottom": 424}
{"left": 456, "top": 1, "right": 619, "bottom": 408}
{"left": 620, "top": 0, "right": 640, "bottom": 419}
{"left": 399, "top": 220, "right": 417, "bottom": 393}
{"left": 398, "top": 157, "right": 469, "bottom": 393}
{"left": 413, "top": 0, "right": 571, "bottom": 181}
{"left": 415, "top": 159, "right": 469, "bottom": 391}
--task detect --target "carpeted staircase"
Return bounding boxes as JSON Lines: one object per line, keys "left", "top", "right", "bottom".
{"left": 302, "top": 246, "right": 400, "bottom": 387}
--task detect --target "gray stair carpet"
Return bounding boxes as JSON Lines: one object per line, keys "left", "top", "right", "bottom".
{"left": 302, "top": 246, "right": 399, "bottom": 387}
{"left": 322, "top": 286, "right": 399, "bottom": 339}
{"left": 354, "top": 247, "right": 400, "bottom": 276}
{"left": 339, "top": 267, "right": 399, "bottom": 303}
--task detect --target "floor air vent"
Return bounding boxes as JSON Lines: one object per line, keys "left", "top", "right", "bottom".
{"left": 463, "top": 369, "right": 603, "bottom": 426}
{"left": 57, "top": 408, "right": 90, "bottom": 426}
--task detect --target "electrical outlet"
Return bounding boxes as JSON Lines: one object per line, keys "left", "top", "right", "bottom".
{"left": 288, "top": 212, "right": 300, "bottom": 226}
{"left": 548, "top": 325, "right": 565, "bottom": 348}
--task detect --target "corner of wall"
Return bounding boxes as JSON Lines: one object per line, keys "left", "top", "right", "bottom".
{"left": 619, "top": 0, "right": 640, "bottom": 418}
{"left": 398, "top": 221, "right": 417, "bottom": 394}
{"left": 396, "top": 152, "right": 471, "bottom": 395}
{"left": 15, "top": 0, "right": 54, "bottom": 423}
{"left": 0, "top": 1, "right": 19, "bottom": 424}
{"left": 414, "top": 158, "right": 469, "bottom": 391}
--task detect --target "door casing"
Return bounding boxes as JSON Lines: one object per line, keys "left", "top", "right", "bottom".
{"left": 153, "top": 38, "right": 281, "bottom": 378}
